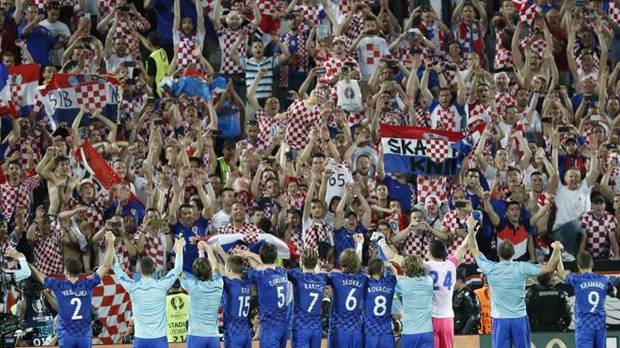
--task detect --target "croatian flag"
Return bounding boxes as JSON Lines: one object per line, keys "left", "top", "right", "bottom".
{"left": 9, "top": 64, "right": 40, "bottom": 116}
{"left": 206, "top": 233, "right": 291, "bottom": 259}
{"left": 380, "top": 124, "right": 473, "bottom": 176}
{"left": 0, "top": 64, "right": 16, "bottom": 117}
{"left": 41, "top": 74, "right": 120, "bottom": 129}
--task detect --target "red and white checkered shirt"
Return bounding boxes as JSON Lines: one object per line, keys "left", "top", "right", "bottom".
{"left": 441, "top": 211, "right": 474, "bottom": 264}
{"left": 114, "top": 13, "right": 150, "bottom": 59}
{"left": 14, "top": 135, "right": 43, "bottom": 172}
{"left": 0, "top": 175, "right": 40, "bottom": 221}
{"left": 285, "top": 100, "right": 322, "bottom": 150}
{"left": 416, "top": 175, "right": 448, "bottom": 204}
{"left": 135, "top": 227, "right": 167, "bottom": 273}
{"left": 297, "top": 3, "right": 322, "bottom": 27}
{"left": 343, "top": 11, "right": 365, "bottom": 47}
{"left": 399, "top": 229, "right": 430, "bottom": 259}
{"left": 174, "top": 30, "right": 205, "bottom": 71}
{"left": 33, "top": 224, "right": 64, "bottom": 275}
{"left": 303, "top": 219, "right": 332, "bottom": 253}
{"left": 580, "top": 211, "right": 617, "bottom": 258}
{"left": 217, "top": 25, "right": 253, "bottom": 75}
{"left": 320, "top": 54, "right": 360, "bottom": 84}
{"left": 280, "top": 192, "right": 306, "bottom": 211}
{"left": 256, "top": 109, "right": 280, "bottom": 148}
{"left": 256, "top": 0, "right": 286, "bottom": 15}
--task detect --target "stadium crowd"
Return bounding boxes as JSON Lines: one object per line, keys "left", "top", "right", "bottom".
{"left": 2, "top": 0, "right": 620, "bottom": 346}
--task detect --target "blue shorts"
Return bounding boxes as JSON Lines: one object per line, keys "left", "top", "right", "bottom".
{"left": 186, "top": 335, "right": 220, "bottom": 348}
{"left": 224, "top": 332, "right": 251, "bottom": 348}
{"left": 401, "top": 332, "right": 433, "bottom": 348}
{"left": 576, "top": 328, "right": 606, "bottom": 348}
{"left": 328, "top": 330, "right": 362, "bottom": 348}
{"left": 365, "top": 334, "right": 395, "bottom": 348}
{"left": 260, "top": 327, "right": 288, "bottom": 348}
{"left": 58, "top": 336, "right": 92, "bottom": 348}
{"left": 492, "top": 317, "right": 531, "bottom": 348}
{"left": 292, "top": 328, "right": 322, "bottom": 348}
{"left": 133, "top": 337, "right": 168, "bottom": 348}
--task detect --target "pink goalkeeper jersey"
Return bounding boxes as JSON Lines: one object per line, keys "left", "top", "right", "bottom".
{"left": 426, "top": 256, "right": 458, "bottom": 318}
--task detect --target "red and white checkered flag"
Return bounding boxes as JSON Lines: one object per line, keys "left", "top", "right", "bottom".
{"left": 91, "top": 274, "right": 133, "bottom": 344}
{"left": 518, "top": 0, "right": 539, "bottom": 26}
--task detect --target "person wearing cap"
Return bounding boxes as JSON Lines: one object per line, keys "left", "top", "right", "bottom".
{"left": 578, "top": 195, "right": 620, "bottom": 260}
{"left": 319, "top": 35, "right": 360, "bottom": 85}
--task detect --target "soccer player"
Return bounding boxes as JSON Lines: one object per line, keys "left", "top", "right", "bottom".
{"left": 243, "top": 243, "right": 289, "bottom": 348}
{"left": 113, "top": 237, "right": 186, "bottom": 348}
{"left": 29, "top": 231, "right": 116, "bottom": 348}
{"left": 288, "top": 249, "right": 328, "bottom": 348}
{"left": 327, "top": 248, "right": 367, "bottom": 348}
{"left": 180, "top": 241, "right": 224, "bottom": 348}
{"left": 363, "top": 258, "right": 397, "bottom": 348}
{"left": 427, "top": 238, "right": 470, "bottom": 348}
{"left": 395, "top": 254, "right": 434, "bottom": 348}
{"left": 467, "top": 216, "right": 562, "bottom": 348}
{"left": 210, "top": 245, "right": 253, "bottom": 348}
{"left": 558, "top": 251, "right": 619, "bottom": 348}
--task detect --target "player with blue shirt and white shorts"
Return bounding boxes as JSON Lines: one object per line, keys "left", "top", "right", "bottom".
{"left": 326, "top": 248, "right": 367, "bottom": 348}
{"left": 242, "top": 243, "right": 290, "bottom": 348}
{"left": 557, "top": 251, "right": 620, "bottom": 348}
{"left": 466, "top": 216, "right": 562, "bottom": 348}
{"left": 395, "top": 254, "right": 434, "bottom": 348}
{"left": 363, "top": 257, "right": 397, "bottom": 348}
{"left": 29, "top": 231, "right": 116, "bottom": 348}
{"left": 180, "top": 241, "right": 224, "bottom": 348}
{"left": 113, "top": 237, "right": 186, "bottom": 348}
{"left": 288, "top": 249, "right": 328, "bottom": 348}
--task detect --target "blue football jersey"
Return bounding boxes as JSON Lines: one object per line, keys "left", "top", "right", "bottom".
{"left": 44, "top": 273, "right": 101, "bottom": 338}
{"left": 171, "top": 217, "right": 209, "bottom": 273}
{"left": 288, "top": 268, "right": 328, "bottom": 330}
{"left": 566, "top": 272, "right": 612, "bottom": 331}
{"left": 248, "top": 267, "right": 289, "bottom": 327}
{"left": 222, "top": 276, "right": 253, "bottom": 336}
{"left": 328, "top": 272, "right": 367, "bottom": 332}
{"left": 364, "top": 271, "right": 397, "bottom": 336}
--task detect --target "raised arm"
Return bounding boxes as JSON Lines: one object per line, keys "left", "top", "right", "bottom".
{"left": 195, "top": 0, "right": 205, "bottom": 33}
{"left": 419, "top": 67, "right": 433, "bottom": 105}
{"left": 173, "top": 0, "right": 181, "bottom": 32}
{"left": 97, "top": 231, "right": 116, "bottom": 278}
{"left": 539, "top": 241, "right": 562, "bottom": 275}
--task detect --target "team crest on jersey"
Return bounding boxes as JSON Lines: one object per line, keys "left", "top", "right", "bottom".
{"left": 131, "top": 208, "right": 137, "bottom": 217}
{"left": 192, "top": 226, "right": 198, "bottom": 235}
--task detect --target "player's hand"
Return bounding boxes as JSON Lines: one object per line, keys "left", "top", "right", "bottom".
{"left": 353, "top": 233, "right": 364, "bottom": 245}
{"left": 175, "top": 237, "right": 187, "bottom": 250}
{"left": 197, "top": 240, "right": 208, "bottom": 251}
{"left": 551, "top": 241, "right": 564, "bottom": 250}
{"left": 6, "top": 247, "right": 24, "bottom": 260}
{"left": 105, "top": 231, "right": 116, "bottom": 245}
{"left": 465, "top": 216, "right": 478, "bottom": 233}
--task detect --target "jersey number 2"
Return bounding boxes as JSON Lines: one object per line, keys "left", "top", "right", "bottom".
{"left": 429, "top": 270, "right": 453, "bottom": 291}
{"left": 70, "top": 298, "right": 83, "bottom": 320}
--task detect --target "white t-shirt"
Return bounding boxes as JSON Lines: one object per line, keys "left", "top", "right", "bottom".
{"left": 356, "top": 35, "right": 389, "bottom": 81}
{"left": 426, "top": 256, "right": 458, "bottom": 318}
{"left": 211, "top": 210, "right": 231, "bottom": 230}
{"left": 553, "top": 180, "right": 592, "bottom": 229}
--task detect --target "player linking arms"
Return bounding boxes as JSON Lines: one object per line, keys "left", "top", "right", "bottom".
{"left": 112, "top": 237, "right": 186, "bottom": 348}
{"left": 29, "top": 231, "right": 116, "bottom": 348}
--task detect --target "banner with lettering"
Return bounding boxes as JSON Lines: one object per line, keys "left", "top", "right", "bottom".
{"left": 379, "top": 124, "right": 473, "bottom": 176}
{"left": 41, "top": 73, "right": 120, "bottom": 129}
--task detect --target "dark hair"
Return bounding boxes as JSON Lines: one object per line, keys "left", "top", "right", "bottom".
{"left": 259, "top": 243, "right": 278, "bottom": 264}
{"left": 54, "top": 156, "right": 70, "bottom": 164}
{"left": 179, "top": 204, "right": 193, "bottom": 211}
{"left": 367, "top": 258, "right": 385, "bottom": 277}
{"left": 301, "top": 249, "right": 318, "bottom": 269}
{"left": 147, "top": 32, "right": 160, "bottom": 46}
{"left": 537, "top": 272, "right": 553, "bottom": 286}
{"left": 403, "top": 255, "right": 425, "bottom": 277}
{"left": 141, "top": 257, "right": 156, "bottom": 276}
{"left": 65, "top": 258, "right": 83, "bottom": 276}
{"left": 256, "top": 217, "right": 272, "bottom": 233}
{"left": 456, "top": 264, "right": 468, "bottom": 283}
{"left": 497, "top": 240, "right": 515, "bottom": 260}
{"left": 429, "top": 240, "right": 448, "bottom": 260}
{"left": 7, "top": 160, "right": 20, "bottom": 168}
{"left": 506, "top": 201, "right": 521, "bottom": 210}
{"left": 192, "top": 257, "right": 213, "bottom": 281}
{"left": 340, "top": 249, "right": 361, "bottom": 274}
{"left": 189, "top": 157, "right": 202, "bottom": 167}
{"left": 577, "top": 251, "right": 593, "bottom": 270}
{"left": 227, "top": 255, "right": 245, "bottom": 274}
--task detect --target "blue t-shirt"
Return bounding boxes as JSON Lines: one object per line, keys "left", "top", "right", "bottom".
{"left": 18, "top": 23, "right": 54, "bottom": 66}
{"left": 565, "top": 272, "right": 612, "bottom": 332}
{"left": 171, "top": 216, "right": 209, "bottom": 273}
{"left": 44, "top": 273, "right": 101, "bottom": 338}
{"left": 248, "top": 267, "right": 289, "bottom": 327}
{"left": 333, "top": 226, "right": 365, "bottom": 266}
{"left": 364, "top": 271, "right": 397, "bottom": 336}
{"left": 395, "top": 275, "right": 434, "bottom": 334}
{"left": 288, "top": 268, "right": 328, "bottom": 331}
{"left": 222, "top": 276, "right": 253, "bottom": 336}
{"left": 328, "top": 271, "right": 367, "bottom": 332}
{"left": 382, "top": 175, "right": 415, "bottom": 214}
{"left": 180, "top": 272, "right": 224, "bottom": 337}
